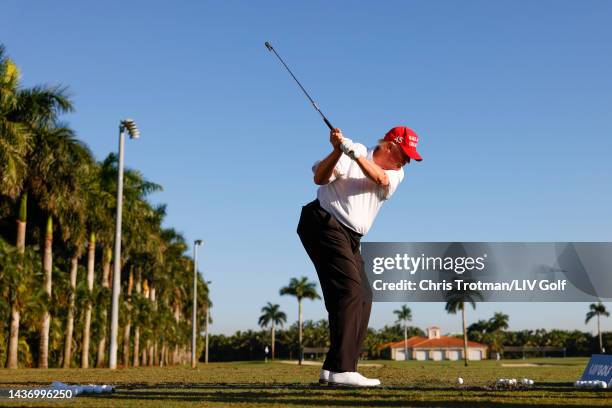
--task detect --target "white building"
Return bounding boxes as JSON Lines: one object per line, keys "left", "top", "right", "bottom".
{"left": 382, "top": 326, "right": 488, "bottom": 361}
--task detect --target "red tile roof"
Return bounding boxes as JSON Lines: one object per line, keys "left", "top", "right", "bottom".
{"left": 383, "top": 336, "right": 486, "bottom": 349}
{"left": 385, "top": 337, "right": 427, "bottom": 349}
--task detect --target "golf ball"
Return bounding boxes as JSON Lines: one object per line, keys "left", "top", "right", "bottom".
{"left": 457, "top": 377, "right": 464, "bottom": 385}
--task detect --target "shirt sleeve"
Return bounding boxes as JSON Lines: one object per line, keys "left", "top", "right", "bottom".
{"left": 312, "top": 152, "right": 353, "bottom": 183}
{"left": 379, "top": 168, "right": 404, "bottom": 200}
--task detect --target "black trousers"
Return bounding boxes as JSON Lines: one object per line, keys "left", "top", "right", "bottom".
{"left": 297, "top": 199, "right": 373, "bottom": 373}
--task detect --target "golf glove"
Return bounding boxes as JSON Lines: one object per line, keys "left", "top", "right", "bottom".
{"left": 340, "top": 138, "right": 363, "bottom": 160}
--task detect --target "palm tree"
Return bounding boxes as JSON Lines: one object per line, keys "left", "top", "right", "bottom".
{"left": 280, "top": 276, "right": 320, "bottom": 365}
{"left": 488, "top": 312, "right": 509, "bottom": 332}
{"left": 90, "top": 153, "right": 161, "bottom": 367}
{"left": 59, "top": 190, "right": 87, "bottom": 369}
{"left": 95, "top": 245, "right": 113, "bottom": 367}
{"left": 11, "top": 80, "right": 73, "bottom": 254}
{"left": 259, "top": 302, "right": 287, "bottom": 360}
{"left": 0, "top": 47, "right": 30, "bottom": 200}
{"left": 198, "top": 279, "right": 212, "bottom": 364}
{"left": 0, "top": 238, "right": 38, "bottom": 368}
{"left": 55, "top": 147, "right": 96, "bottom": 369}
{"left": 445, "top": 280, "right": 483, "bottom": 366}
{"left": 486, "top": 312, "right": 509, "bottom": 358}
{"left": 157, "top": 229, "right": 190, "bottom": 365}
{"left": 586, "top": 303, "right": 610, "bottom": 353}
{"left": 123, "top": 266, "right": 135, "bottom": 367}
{"left": 393, "top": 305, "right": 412, "bottom": 361}
{"left": 122, "top": 202, "right": 164, "bottom": 367}
{"left": 76, "top": 160, "right": 107, "bottom": 369}
{"left": 31, "top": 124, "right": 90, "bottom": 368}
{"left": 0, "top": 46, "right": 73, "bottom": 368}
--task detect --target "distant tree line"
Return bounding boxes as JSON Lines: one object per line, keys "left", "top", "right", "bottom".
{"left": 207, "top": 321, "right": 423, "bottom": 362}
{"left": 467, "top": 326, "right": 611, "bottom": 358}
{"left": 207, "top": 319, "right": 610, "bottom": 361}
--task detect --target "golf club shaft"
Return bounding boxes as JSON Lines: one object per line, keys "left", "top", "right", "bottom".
{"left": 265, "top": 42, "right": 334, "bottom": 131}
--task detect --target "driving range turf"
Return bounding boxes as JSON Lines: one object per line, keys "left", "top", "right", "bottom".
{"left": 1, "top": 358, "right": 610, "bottom": 407}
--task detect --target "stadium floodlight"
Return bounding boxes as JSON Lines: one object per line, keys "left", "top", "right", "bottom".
{"left": 109, "top": 118, "right": 140, "bottom": 369}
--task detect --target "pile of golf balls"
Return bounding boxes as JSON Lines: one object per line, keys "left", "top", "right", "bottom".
{"left": 497, "top": 378, "right": 534, "bottom": 386}
{"left": 574, "top": 380, "right": 608, "bottom": 389}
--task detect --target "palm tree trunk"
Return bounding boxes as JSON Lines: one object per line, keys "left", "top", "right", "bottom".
{"left": 404, "top": 324, "right": 408, "bottom": 361}
{"left": 133, "top": 269, "right": 141, "bottom": 367}
{"left": 298, "top": 299, "right": 303, "bottom": 365}
{"left": 7, "top": 301, "right": 20, "bottom": 368}
{"left": 271, "top": 324, "right": 276, "bottom": 360}
{"left": 148, "top": 286, "right": 156, "bottom": 366}
{"left": 96, "top": 246, "right": 112, "bottom": 367}
{"left": 462, "top": 304, "right": 468, "bottom": 367}
{"left": 142, "top": 345, "right": 148, "bottom": 366}
{"left": 16, "top": 193, "right": 27, "bottom": 250}
{"left": 159, "top": 342, "right": 166, "bottom": 367}
{"left": 38, "top": 215, "right": 53, "bottom": 369}
{"left": 143, "top": 280, "right": 150, "bottom": 367}
{"left": 122, "top": 267, "right": 134, "bottom": 367}
{"left": 81, "top": 232, "right": 96, "bottom": 368}
{"left": 598, "top": 314, "right": 603, "bottom": 353}
{"left": 7, "top": 194, "right": 27, "bottom": 369}
{"left": 205, "top": 302, "right": 209, "bottom": 364}
{"left": 63, "top": 254, "right": 79, "bottom": 368}
{"left": 173, "top": 302, "right": 180, "bottom": 365}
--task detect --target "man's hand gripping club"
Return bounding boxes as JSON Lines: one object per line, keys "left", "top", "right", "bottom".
{"left": 314, "top": 129, "right": 389, "bottom": 187}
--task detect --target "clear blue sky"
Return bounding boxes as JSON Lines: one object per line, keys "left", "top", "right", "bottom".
{"left": 3, "top": 1, "right": 612, "bottom": 335}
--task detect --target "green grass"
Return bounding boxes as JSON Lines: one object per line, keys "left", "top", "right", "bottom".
{"left": 1, "top": 358, "right": 610, "bottom": 407}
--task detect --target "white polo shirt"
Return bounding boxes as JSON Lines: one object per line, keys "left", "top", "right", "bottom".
{"left": 313, "top": 144, "right": 404, "bottom": 235}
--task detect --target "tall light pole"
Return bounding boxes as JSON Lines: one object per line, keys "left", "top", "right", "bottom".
{"left": 109, "top": 119, "right": 140, "bottom": 370}
{"left": 191, "top": 239, "right": 203, "bottom": 368}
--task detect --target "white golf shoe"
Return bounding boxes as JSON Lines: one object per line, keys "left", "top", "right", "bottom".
{"left": 328, "top": 371, "right": 381, "bottom": 387}
{"left": 319, "top": 369, "right": 331, "bottom": 384}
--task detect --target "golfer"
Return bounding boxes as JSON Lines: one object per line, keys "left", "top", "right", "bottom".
{"left": 297, "top": 126, "right": 422, "bottom": 387}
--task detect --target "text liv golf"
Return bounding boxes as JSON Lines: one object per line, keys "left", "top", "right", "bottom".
{"left": 372, "top": 279, "right": 568, "bottom": 292}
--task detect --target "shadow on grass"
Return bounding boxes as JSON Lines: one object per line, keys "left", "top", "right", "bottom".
{"left": 0, "top": 381, "right": 581, "bottom": 392}
{"left": 106, "top": 390, "right": 607, "bottom": 408}
{"left": 95, "top": 383, "right": 610, "bottom": 408}
{"left": 3, "top": 382, "right": 607, "bottom": 407}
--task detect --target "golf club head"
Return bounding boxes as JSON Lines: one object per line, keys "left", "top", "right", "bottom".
{"left": 264, "top": 42, "right": 273, "bottom": 52}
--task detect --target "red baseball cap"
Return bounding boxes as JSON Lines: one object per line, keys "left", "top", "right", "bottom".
{"left": 383, "top": 126, "right": 422, "bottom": 162}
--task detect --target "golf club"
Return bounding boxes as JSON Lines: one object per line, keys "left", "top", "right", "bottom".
{"left": 265, "top": 41, "right": 334, "bottom": 131}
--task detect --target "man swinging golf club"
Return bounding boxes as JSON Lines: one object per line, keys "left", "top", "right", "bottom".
{"left": 297, "top": 126, "right": 423, "bottom": 387}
